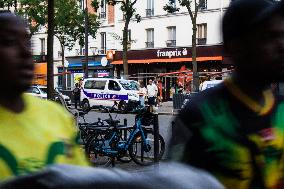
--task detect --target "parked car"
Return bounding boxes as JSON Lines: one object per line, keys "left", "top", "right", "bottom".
{"left": 26, "top": 85, "right": 71, "bottom": 106}
{"left": 80, "top": 78, "right": 140, "bottom": 112}
{"left": 200, "top": 80, "right": 223, "bottom": 91}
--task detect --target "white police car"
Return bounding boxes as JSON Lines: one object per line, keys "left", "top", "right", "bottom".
{"left": 80, "top": 78, "right": 139, "bottom": 111}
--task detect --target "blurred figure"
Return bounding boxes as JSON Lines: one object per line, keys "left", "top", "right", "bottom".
{"left": 138, "top": 81, "right": 147, "bottom": 107}
{"left": 147, "top": 79, "right": 158, "bottom": 112}
{"left": 72, "top": 83, "right": 81, "bottom": 109}
{"left": 169, "top": 1, "right": 284, "bottom": 189}
{"left": 0, "top": 12, "right": 88, "bottom": 181}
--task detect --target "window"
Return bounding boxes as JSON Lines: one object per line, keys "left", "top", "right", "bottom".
{"left": 84, "top": 80, "right": 106, "bottom": 90}
{"left": 197, "top": 23, "right": 207, "bottom": 45}
{"left": 58, "top": 51, "right": 62, "bottom": 58}
{"left": 146, "top": 0, "right": 154, "bottom": 17}
{"left": 166, "top": 26, "right": 176, "bottom": 47}
{"left": 100, "top": 0, "right": 106, "bottom": 19}
{"left": 100, "top": 32, "right": 106, "bottom": 54}
{"left": 40, "top": 38, "right": 45, "bottom": 55}
{"left": 146, "top": 28, "right": 154, "bottom": 48}
{"left": 108, "top": 80, "right": 121, "bottom": 91}
{"left": 119, "top": 80, "right": 139, "bottom": 90}
{"left": 199, "top": 0, "right": 207, "bottom": 10}
{"left": 58, "top": 67, "right": 63, "bottom": 88}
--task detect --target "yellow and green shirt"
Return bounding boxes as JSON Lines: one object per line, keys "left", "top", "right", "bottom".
{"left": 170, "top": 83, "right": 284, "bottom": 189}
{"left": 0, "top": 94, "right": 88, "bottom": 181}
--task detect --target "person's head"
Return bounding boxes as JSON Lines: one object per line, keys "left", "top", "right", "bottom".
{"left": 149, "top": 80, "right": 153, "bottom": 85}
{"left": 223, "top": 0, "right": 284, "bottom": 84}
{"left": 0, "top": 11, "right": 32, "bottom": 96}
{"left": 75, "top": 83, "right": 79, "bottom": 88}
{"left": 139, "top": 80, "right": 144, "bottom": 88}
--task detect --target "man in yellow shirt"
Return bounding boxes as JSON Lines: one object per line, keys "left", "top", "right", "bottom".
{"left": 0, "top": 11, "right": 88, "bottom": 180}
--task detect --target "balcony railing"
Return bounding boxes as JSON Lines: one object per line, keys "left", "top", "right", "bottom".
{"left": 166, "top": 40, "right": 176, "bottom": 47}
{"left": 197, "top": 38, "right": 207, "bottom": 45}
{"left": 145, "top": 41, "right": 154, "bottom": 48}
{"left": 146, "top": 9, "right": 154, "bottom": 17}
{"left": 99, "top": 12, "right": 106, "bottom": 19}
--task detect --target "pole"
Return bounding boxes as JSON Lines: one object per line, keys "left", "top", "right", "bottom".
{"left": 84, "top": 0, "right": 89, "bottom": 79}
{"left": 47, "top": 0, "right": 54, "bottom": 99}
{"left": 153, "top": 113, "right": 159, "bottom": 163}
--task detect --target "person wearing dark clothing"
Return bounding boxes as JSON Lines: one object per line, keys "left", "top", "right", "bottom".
{"left": 0, "top": 163, "right": 225, "bottom": 189}
{"left": 72, "top": 83, "right": 81, "bottom": 109}
{"left": 169, "top": 1, "right": 284, "bottom": 189}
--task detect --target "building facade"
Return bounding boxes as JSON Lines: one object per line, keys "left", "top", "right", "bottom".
{"left": 28, "top": 0, "right": 231, "bottom": 92}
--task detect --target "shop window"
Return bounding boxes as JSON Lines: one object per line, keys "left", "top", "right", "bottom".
{"left": 84, "top": 80, "right": 106, "bottom": 90}
{"left": 108, "top": 80, "right": 121, "bottom": 91}
{"left": 197, "top": 23, "right": 207, "bottom": 45}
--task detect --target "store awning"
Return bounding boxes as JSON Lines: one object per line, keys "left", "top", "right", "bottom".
{"left": 111, "top": 56, "right": 223, "bottom": 65}
{"left": 68, "top": 61, "right": 102, "bottom": 68}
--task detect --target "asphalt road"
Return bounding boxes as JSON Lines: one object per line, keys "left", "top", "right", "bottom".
{"left": 80, "top": 111, "right": 175, "bottom": 157}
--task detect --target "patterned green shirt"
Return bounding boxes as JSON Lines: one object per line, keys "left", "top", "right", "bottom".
{"left": 169, "top": 84, "right": 284, "bottom": 189}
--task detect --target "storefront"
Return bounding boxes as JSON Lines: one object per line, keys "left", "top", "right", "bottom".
{"left": 111, "top": 45, "right": 231, "bottom": 100}
{"left": 66, "top": 55, "right": 113, "bottom": 88}
{"left": 32, "top": 55, "right": 47, "bottom": 86}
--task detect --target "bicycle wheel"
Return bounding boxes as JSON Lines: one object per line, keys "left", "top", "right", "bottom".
{"left": 129, "top": 130, "right": 165, "bottom": 166}
{"left": 86, "top": 135, "right": 112, "bottom": 167}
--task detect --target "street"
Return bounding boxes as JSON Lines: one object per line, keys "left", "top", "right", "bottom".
{"left": 78, "top": 110, "right": 175, "bottom": 171}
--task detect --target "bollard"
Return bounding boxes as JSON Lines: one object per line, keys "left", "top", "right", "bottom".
{"left": 153, "top": 113, "right": 159, "bottom": 163}
{"left": 171, "top": 121, "right": 175, "bottom": 142}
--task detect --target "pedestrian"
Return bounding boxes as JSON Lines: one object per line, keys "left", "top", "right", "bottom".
{"left": 138, "top": 81, "right": 147, "bottom": 107}
{"left": 147, "top": 79, "right": 158, "bottom": 112}
{"left": 169, "top": 0, "right": 284, "bottom": 189}
{"left": 0, "top": 11, "right": 88, "bottom": 181}
{"left": 72, "top": 83, "right": 81, "bottom": 109}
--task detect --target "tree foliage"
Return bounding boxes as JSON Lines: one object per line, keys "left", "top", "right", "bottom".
{"left": 18, "top": 0, "right": 99, "bottom": 50}
{"left": 0, "top": 0, "right": 16, "bottom": 10}
{"left": 91, "top": 0, "right": 141, "bottom": 79}
{"left": 164, "top": 0, "right": 206, "bottom": 92}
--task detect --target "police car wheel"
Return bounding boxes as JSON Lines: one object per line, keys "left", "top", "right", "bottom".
{"left": 82, "top": 100, "right": 90, "bottom": 111}
{"left": 118, "top": 101, "right": 127, "bottom": 113}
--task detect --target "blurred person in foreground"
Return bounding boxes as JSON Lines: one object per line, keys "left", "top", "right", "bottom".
{"left": 0, "top": 11, "right": 88, "bottom": 181}
{"left": 169, "top": 0, "right": 284, "bottom": 188}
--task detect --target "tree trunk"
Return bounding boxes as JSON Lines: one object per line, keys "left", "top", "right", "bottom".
{"left": 122, "top": 19, "right": 130, "bottom": 80}
{"left": 14, "top": 0, "right": 17, "bottom": 12}
{"left": 191, "top": 17, "right": 199, "bottom": 92}
{"left": 61, "top": 45, "right": 66, "bottom": 90}
{"left": 47, "top": 0, "right": 54, "bottom": 99}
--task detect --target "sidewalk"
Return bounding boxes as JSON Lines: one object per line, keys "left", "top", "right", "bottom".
{"left": 157, "top": 101, "right": 178, "bottom": 115}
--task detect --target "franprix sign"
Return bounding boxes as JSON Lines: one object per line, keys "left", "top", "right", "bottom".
{"left": 156, "top": 48, "right": 188, "bottom": 59}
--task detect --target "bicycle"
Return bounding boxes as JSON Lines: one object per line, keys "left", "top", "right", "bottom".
{"left": 86, "top": 107, "right": 165, "bottom": 166}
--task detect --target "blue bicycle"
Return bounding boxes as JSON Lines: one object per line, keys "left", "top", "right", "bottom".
{"left": 86, "top": 107, "right": 165, "bottom": 166}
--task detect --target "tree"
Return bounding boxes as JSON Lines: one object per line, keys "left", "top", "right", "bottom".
{"left": 19, "top": 0, "right": 99, "bottom": 90}
{"left": 0, "top": 0, "right": 17, "bottom": 11}
{"left": 164, "top": 0, "right": 205, "bottom": 92}
{"left": 92, "top": 0, "right": 141, "bottom": 79}
{"left": 47, "top": 0, "right": 54, "bottom": 99}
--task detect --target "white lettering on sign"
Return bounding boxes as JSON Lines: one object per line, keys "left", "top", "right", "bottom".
{"left": 157, "top": 48, "right": 188, "bottom": 59}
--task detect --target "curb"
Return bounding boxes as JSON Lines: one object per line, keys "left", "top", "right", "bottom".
{"left": 158, "top": 112, "right": 178, "bottom": 116}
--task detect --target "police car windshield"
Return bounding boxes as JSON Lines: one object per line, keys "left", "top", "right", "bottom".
{"left": 39, "top": 87, "right": 47, "bottom": 94}
{"left": 119, "top": 81, "right": 138, "bottom": 90}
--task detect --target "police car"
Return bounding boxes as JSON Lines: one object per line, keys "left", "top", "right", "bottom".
{"left": 80, "top": 78, "right": 140, "bottom": 111}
